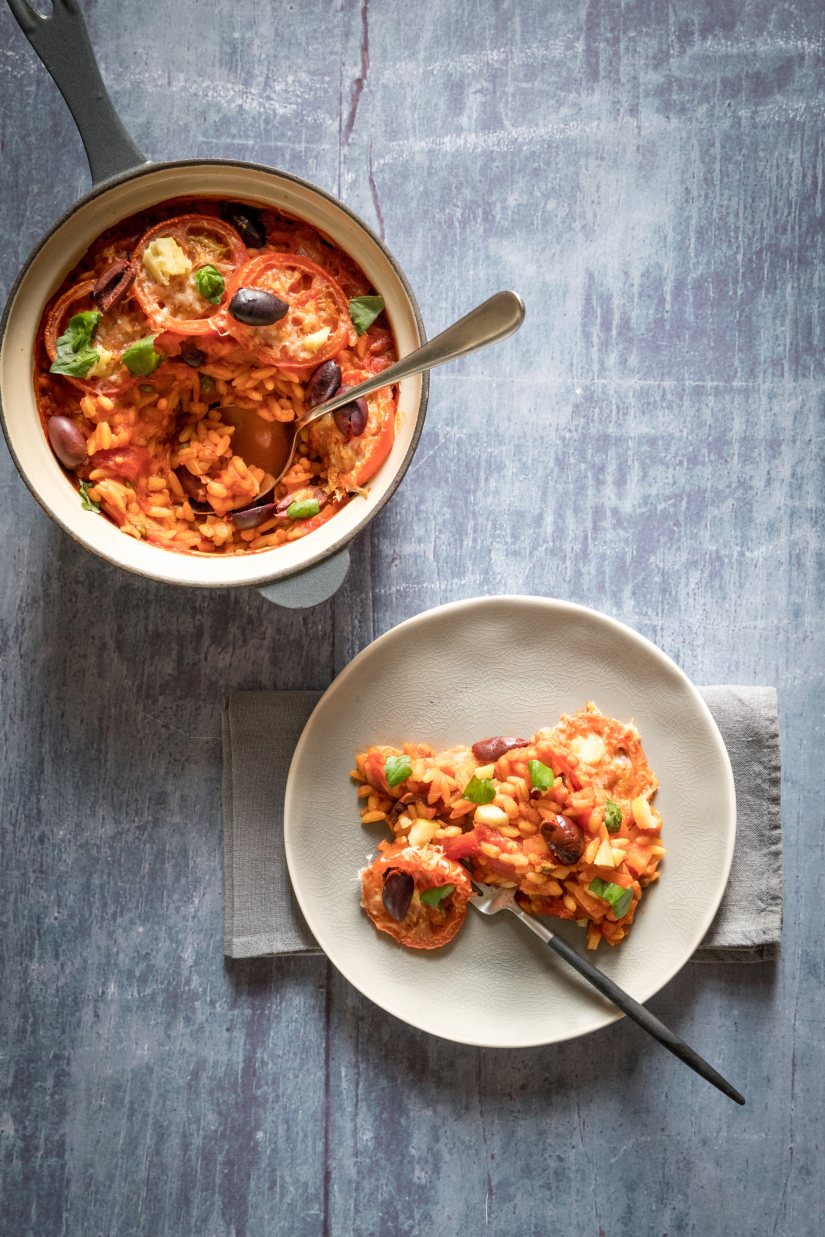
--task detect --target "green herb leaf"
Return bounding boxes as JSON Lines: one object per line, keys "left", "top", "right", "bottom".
{"left": 463, "top": 775, "right": 496, "bottom": 805}
{"left": 604, "top": 798, "right": 623, "bottom": 834}
{"left": 287, "top": 498, "right": 321, "bottom": 520}
{"left": 420, "top": 884, "right": 455, "bottom": 908}
{"left": 348, "top": 294, "right": 385, "bottom": 335}
{"left": 78, "top": 480, "right": 100, "bottom": 513}
{"left": 588, "top": 878, "right": 633, "bottom": 919}
{"left": 122, "top": 336, "right": 163, "bottom": 377}
{"left": 49, "top": 310, "right": 101, "bottom": 378}
{"left": 527, "top": 759, "right": 555, "bottom": 790}
{"left": 385, "top": 754, "right": 412, "bottom": 787}
{"left": 194, "top": 264, "right": 225, "bottom": 304}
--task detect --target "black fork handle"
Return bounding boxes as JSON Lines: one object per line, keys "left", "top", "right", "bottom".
{"left": 7, "top": 0, "right": 146, "bottom": 184}
{"left": 547, "top": 933, "right": 746, "bottom": 1105}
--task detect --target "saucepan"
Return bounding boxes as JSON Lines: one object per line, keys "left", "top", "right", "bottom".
{"left": 1, "top": 0, "right": 439, "bottom": 607}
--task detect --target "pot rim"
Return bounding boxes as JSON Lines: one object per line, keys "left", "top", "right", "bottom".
{"left": 0, "top": 157, "right": 429, "bottom": 589}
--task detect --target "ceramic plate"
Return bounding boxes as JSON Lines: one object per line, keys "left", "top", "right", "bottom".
{"left": 284, "top": 596, "right": 736, "bottom": 1048}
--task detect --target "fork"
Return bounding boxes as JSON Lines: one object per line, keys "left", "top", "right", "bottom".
{"left": 469, "top": 879, "right": 745, "bottom": 1105}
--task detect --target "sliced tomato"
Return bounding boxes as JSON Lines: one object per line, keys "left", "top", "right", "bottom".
{"left": 306, "top": 384, "right": 396, "bottom": 492}
{"left": 45, "top": 280, "right": 145, "bottom": 395}
{"left": 133, "top": 215, "right": 247, "bottom": 335}
{"left": 361, "top": 840, "right": 472, "bottom": 950}
{"left": 224, "top": 251, "right": 351, "bottom": 371}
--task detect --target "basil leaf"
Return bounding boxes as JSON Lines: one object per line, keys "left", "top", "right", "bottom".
{"left": 348, "top": 294, "right": 385, "bottom": 335}
{"left": 588, "top": 878, "right": 633, "bottom": 919}
{"left": 385, "top": 755, "right": 412, "bottom": 787}
{"left": 464, "top": 775, "right": 496, "bottom": 805}
{"left": 420, "top": 884, "right": 455, "bottom": 908}
{"left": 194, "top": 264, "right": 225, "bottom": 304}
{"left": 287, "top": 498, "right": 321, "bottom": 520}
{"left": 122, "top": 336, "right": 163, "bottom": 377}
{"left": 604, "top": 798, "right": 623, "bottom": 834}
{"left": 78, "top": 480, "right": 100, "bottom": 513}
{"left": 611, "top": 887, "right": 633, "bottom": 918}
{"left": 50, "top": 310, "right": 102, "bottom": 378}
{"left": 527, "top": 759, "right": 555, "bottom": 790}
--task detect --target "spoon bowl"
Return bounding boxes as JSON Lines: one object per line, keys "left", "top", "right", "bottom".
{"left": 222, "top": 290, "right": 525, "bottom": 516}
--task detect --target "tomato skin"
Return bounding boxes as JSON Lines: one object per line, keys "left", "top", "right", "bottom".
{"left": 361, "top": 840, "right": 472, "bottom": 950}
{"left": 132, "top": 215, "right": 248, "bottom": 336}
{"left": 345, "top": 404, "right": 395, "bottom": 488}
{"left": 223, "top": 251, "right": 351, "bottom": 371}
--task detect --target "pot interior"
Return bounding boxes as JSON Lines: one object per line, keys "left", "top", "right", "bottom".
{"left": 0, "top": 162, "right": 425, "bottom": 587}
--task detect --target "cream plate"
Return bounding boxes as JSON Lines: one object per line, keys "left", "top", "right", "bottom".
{"left": 284, "top": 596, "right": 736, "bottom": 1048}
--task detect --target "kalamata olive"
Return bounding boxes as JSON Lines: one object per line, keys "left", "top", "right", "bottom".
{"left": 540, "top": 815, "right": 585, "bottom": 866}
{"left": 382, "top": 868, "right": 414, "bottom": 921}
{"left": 229, "top": 287, "right": 289, "bottom": 326}
{"left": 228, "top": 502, "right": 280, "bottom": 531}
{"left": 179, "top": 343, "right": 207, "bottom": 368}
{"left": 472, "top": 736, "right": 529, "bottom": 763}
{"left": 387, "top": 793, "right": 415, "bottom": 824}
{"left": 306, "top": 360, "right": 342, "bottom": 409}
{"left": 221, "top": 202, "right": 267, "bottom": 248}
{"left": 93, "top": 259, "right": 136, "bottom": 313}
{"left": 333, "top": 387, "right": 368, "bottom": 441}
{"left": 47, "top": 415, "right": 87, "bottom": 468}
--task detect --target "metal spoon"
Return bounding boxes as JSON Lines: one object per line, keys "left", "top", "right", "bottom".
{"left": 225, "top": 290, "right": 525, "bottom": 507}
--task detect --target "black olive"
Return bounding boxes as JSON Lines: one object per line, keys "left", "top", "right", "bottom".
{"left": 382, "top": 869, "right": 414, "bottom": 921}
{"left": 47, "top": 416, "right": 87, "bottom": 468}
{"left": 229, "top": 287, "right": 289, "bottom": 327}
{"left": 305, "top": 360, "right": 342, "bottom": 408}
{"left": 228, "top": 502, "right": 280, "bottom": 531}
{"left": 93, "top": 259, "right": 136, "bottom": 313}
{"left": 471, "top": 736, "right": 529, "bottom": 762}
{"left": 179, "top": 344, "right": 207, "bottom": 368}
{"left": 221, "top": 202, "right": 267, "bottom": 248}
{"left": 540, "top": 816, "right": 586, "bottom": 866}
{"left": 332, "top": 387, "right": 368, "bottom": 441}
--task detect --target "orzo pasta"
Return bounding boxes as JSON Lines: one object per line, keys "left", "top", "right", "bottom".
{"left": 353, "top": 703, "right": 665, "bottom": 951}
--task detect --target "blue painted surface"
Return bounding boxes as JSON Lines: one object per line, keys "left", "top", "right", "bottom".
{"left": 0, "top": 1, "right": 823, "bottom": 1234}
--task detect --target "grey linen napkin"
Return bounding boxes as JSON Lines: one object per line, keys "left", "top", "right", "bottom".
{"left": 222, "top": 687, "right": 782, "bottom": 962}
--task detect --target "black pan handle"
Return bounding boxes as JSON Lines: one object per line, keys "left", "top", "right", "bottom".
{"left": 547, "top": 933, "right": 746, "bottom": 1105}
{"left": 7, "top": 0, "right": 147, "bottom": 184}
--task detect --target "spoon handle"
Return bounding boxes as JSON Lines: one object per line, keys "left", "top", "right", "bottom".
{"left": 305, "top": 290, "right": 525, "bottom": 422}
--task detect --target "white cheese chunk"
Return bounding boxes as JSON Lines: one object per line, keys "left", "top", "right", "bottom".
{"left": 142, "top": 236, "right": 192, "bottom": 286}
{"left": 570, "top": 733, "right": 606, "bottom": 764}
{"left": 303, "top": 326, "right": 330, "bottom": 354}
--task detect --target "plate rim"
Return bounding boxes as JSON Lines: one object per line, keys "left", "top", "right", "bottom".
{"left": 284, "top": 594, "right": 737, "bottom": 1048}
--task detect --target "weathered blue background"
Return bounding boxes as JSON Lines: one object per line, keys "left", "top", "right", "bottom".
{"left": 1, "top": 1, "right": 822, "bottom": 1234}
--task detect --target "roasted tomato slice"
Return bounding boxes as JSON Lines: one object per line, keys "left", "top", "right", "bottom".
{"left": 361, "top": 840, "right": 472, "bottom": 950}
{"left": 224, "top": 251, "right": 351, "bottom": 371}
{"left": 307, "top": 384, "right": 396, "bottom": 492}
{"left": 132, "top": 214, "right": 248, "bottom": 335}
{"left": 45, "top": 280, "right": 146, "bottom": 395}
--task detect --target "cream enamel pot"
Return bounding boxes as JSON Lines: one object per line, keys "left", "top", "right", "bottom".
{"left": 1, "top": 0, "right": 428, "bottom": 607}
